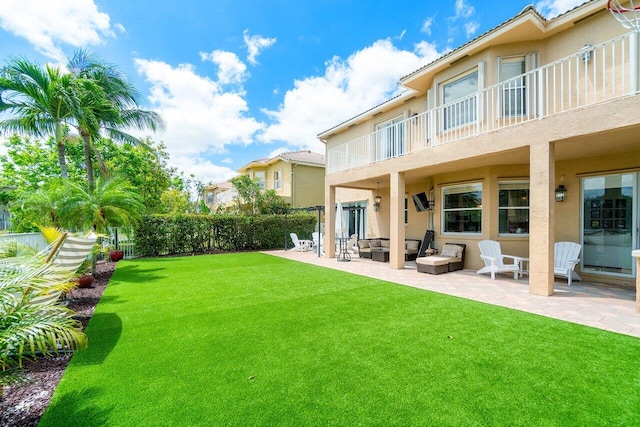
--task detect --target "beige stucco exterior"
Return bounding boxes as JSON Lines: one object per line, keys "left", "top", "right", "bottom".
{"left": 321, "top": 1, "right": 640, "bottom": 300}
{"left": 238, "top": 151, "right": 326, "bottom": 209}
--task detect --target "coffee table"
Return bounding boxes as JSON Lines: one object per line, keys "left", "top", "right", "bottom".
{"left": 371, "top": 249, "right": 390, "bottom": 262}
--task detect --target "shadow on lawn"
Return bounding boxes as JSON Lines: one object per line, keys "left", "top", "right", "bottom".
{"left": 111, "top": 263, "right": 168, "bottom": 284}
{"left": 40, "top": 387, "right": 113, "bottom": 426}
{"left": 74, "top": 312, "right": 122, "bottom": 366}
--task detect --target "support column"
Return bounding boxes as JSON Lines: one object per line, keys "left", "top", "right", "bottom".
{"left": 390, "top": 172, "right": 406, "bottom": 270}
{"left": 326, "top": 186, "right": 336, "bottom": 258}
{"left": 633, "top": 250, "right": 640, "bottom": 313}
{"left": 529, "top": 143, "right": 555, "bottom": 296}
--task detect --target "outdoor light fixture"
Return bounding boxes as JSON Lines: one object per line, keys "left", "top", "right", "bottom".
{"left": 374, "top": 181, "right": 382, "bottom": 211}
{"left": 580, "top": 44, "right": 593, "bottom": 63}
{"left": 555, "top": 185, "right": 567, "bottom": 202}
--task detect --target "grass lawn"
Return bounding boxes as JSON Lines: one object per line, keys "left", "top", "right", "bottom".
{"left": 40, "top": 253, "right": 640, "bottom": 426}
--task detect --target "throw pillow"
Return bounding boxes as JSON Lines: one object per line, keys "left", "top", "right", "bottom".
{"left": 369, "top": 240, "right": 381, "bottom": 248}
{"left": 358, "top": 240, "right": 370, "bottom": 249}
{"left": 441, "top": 247, "right": 458, "bottom": 257}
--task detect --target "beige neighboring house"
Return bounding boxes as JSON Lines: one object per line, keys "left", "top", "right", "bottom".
{"left": 203, "top": 181, "right": 237, "bottom": 212}
{"left": 320, "top": 0, "right": 640, "bottom": 299}
{"left": 237, "top": 150, "right": 326, "bottom": 208}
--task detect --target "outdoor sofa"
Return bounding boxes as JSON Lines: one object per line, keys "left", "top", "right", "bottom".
{"left": 357, "top": 238, "right": 422, "bottom": 261}
{"left": 415, "top": 243, "right": 466, "bottom": 274}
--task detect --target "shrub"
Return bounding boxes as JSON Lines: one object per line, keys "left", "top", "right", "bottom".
{"left": 135, "top": 213, "right": 316, "bottom": 257}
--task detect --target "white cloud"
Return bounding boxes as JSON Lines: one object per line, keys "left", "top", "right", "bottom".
{"left": 535, "top": 0, "right": 586, "bottom": 19}
{"left": 243, "top": 29, "right": 277, "bottom": 65}
{"left": 134, "top": 58, "right": 264, "bottom": 182}
{"left": 172, "top": 155, "right": 237, "bottom": 186}
{"left": 421, "top": 16, "right": 435, "bottom": 35}
{"left": 454, "top": 0, "right": 475, "bottom": 19}
{"left": 0, "top": 0, "right": 114, "bottom": 61}
{"left": 259, "top": 39, "right": 444, "bottom": 152}
{"left": 221, "top": 158, "right": 234, "bottom": 165}
{"left": 464, "top": 21, "right": 480, "bottom": 38}
{"left": 200, "top": 50, "right": 247, "bottom": 85}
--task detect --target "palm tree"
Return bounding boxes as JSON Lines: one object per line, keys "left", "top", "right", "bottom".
{"left": 67, "top": 50, "right": 165, "bottom": 192}
{"left": 0, "top": 58, "right": 82, "bottom": 178}
{"left": 61, "top": 175, "right": 145, "bottom": 234}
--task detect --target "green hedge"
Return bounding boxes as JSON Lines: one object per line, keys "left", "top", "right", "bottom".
{"left": 135, "top": 213, "right": 316, "bottom": 257}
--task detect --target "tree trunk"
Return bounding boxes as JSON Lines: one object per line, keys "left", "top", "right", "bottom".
{"left": 81, "top": 130, "right": 95, "bottom": 193}
{"left": 55, "top": 123, "right": 69, "bottom": 179}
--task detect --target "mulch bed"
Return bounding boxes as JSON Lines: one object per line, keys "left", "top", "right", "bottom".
{"left": 0, "top": 260, "right": 117, "bottom": 427}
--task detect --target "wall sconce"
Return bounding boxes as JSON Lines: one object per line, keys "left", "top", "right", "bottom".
{"left": 580, "top": 44, "right": 593, "bottom": 63}
{"left": 374, "top": 181, "right": 382, "bottom": 211}
{"left": 411, "top": 112, "right": 419, "bottom": 125}
{"left": 555, "top": 185, "right": 567, "bottom": 202}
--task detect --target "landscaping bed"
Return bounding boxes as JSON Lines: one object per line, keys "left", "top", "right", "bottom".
{"left": 0, "top": 261, "right": 116, "bottom": 427}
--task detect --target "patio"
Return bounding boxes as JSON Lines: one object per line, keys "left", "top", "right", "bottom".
{"left": 268, "top": 249, "right": 640, "bottom": 338}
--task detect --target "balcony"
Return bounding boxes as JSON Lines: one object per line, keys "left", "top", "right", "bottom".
{"left": 328, "top": 32, "right": 639, "bottom": 174}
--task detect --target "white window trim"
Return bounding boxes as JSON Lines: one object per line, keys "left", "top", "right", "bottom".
{"left": 439, "top": 63, "right": 484, "bottom": 132}
{"left": 441, "top": 182, "right": 483, "bottom": 235}
{"left": 498, "top": 180, "right": 530, "bottom": 236}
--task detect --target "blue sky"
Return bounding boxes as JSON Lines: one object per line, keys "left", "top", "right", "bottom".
{"left": 0, "top": 0, "right": 586, "bottom": 185}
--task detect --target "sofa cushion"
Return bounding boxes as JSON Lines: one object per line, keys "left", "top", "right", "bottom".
{"left": 416, "top": 256, "right": 450, "bottom": 267}
{"left": 369, "top": 239, "right": 381, "bottom": 248}
{"left": 406, "top": 240, "right": 420, "bottom": 250}
{"left": 441, "top": 244, "right": 463, "bottom": 258}
{"left": 381, "top": 240, "right": 390, "bottom": 248}
{"left": 358, "top": 240, "right": 370, "bottom": 249}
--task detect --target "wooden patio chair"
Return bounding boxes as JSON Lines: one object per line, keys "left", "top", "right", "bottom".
{"left": 554, "top": 241, "right": 582, "bottom": 286}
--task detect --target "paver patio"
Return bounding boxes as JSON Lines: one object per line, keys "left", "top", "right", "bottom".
{"left": 267, "top": 249, "right": 640, "bottom": 338}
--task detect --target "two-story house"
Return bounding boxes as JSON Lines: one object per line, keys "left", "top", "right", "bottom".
{"left": 320, "top": 0, "right": 640, "bottom": 297}
{"left": 203, "top": 181, "right": 236, "bottom": 212}
{"left": 237, "top": 150, "right": 326, "bottom": 208}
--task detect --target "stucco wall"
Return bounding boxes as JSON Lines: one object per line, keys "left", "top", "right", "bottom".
{"left": 292, "top": 164, "right": 325, "bottom": 208}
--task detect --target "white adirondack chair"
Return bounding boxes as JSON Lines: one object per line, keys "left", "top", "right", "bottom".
{"left": 312, "top": 232, "right": 324, "bottom": 254}
{"left": 476, "top": 240, "right": 521, "bottom": 280}
{"left": 290, "top": 233, "right": 311, "bottom": 252}
{"left": 346, "top": 233, "right": 359, "bottom": 255}
{"left": 554, "top": 241, "right": 582, "bottom": 286}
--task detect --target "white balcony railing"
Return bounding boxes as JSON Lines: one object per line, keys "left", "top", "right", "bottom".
{"left": 328, "top": 32, "right": 639, "bottom": 174}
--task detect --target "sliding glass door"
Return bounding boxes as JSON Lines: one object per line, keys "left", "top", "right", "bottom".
{"left": 582, "top": 173, "right": 637, "bottom": 277}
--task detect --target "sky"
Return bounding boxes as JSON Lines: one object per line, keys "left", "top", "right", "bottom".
{"left": 0, "top": 0, "right": 588, "bottom": 185}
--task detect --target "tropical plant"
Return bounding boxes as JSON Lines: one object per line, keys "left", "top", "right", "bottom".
{"left": 66, "top": 50, "right": 165, "bottom": 191}
{"left": 0, "top": 57, "right": 81, "bottom": 178}
{"left": 18, "top": 176, "right": 144, "bottom": 234}
{"left": 0, "top": 239, "right": 87, "bottom": 389}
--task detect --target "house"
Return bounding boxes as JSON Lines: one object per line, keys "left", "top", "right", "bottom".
{"left": 319, "top": 0, "right": 640, "bottom": 298}
{"left": 203, "top": 181, "right": 237, "bottom": 212}
{"left": 237, "top": 150, "right": 326, "bottom": 209}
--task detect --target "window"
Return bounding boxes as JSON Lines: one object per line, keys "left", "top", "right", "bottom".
{"left": 498, "top": 181, "right": 529, "bottom": 234}
{"left": 443, "top": 71, "right": 478, "bottom": 130}
{"left": 206, "top": 192, "right": 214, "bottom": 204}
{"left": 500, "top": 57, "right": 526, "bottom": 116}
{"left": 254, "top": 172, "right": 266, "bottom": 189}
{"left": 274, "top": 171, "right": 282, "bottom": 190}
{"left": 375, "top": 115, "right": 405, "bottom": 160}
{"left": 442, "top": 183, "right": 482, "bottom": 233}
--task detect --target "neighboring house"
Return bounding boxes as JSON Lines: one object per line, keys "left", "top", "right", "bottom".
{"left": 319, "top": 0, "right": 640, "bottom": 297}
{"left": 203, "top": 181, "right": 237, "bottom": 212}
{"left": 237, "top": 150, "right": 326, "bottom": 208}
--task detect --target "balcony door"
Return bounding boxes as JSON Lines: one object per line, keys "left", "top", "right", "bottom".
{"left": 375, "top": 115, "right": 405, "bottom": 161}
{"left": 582, "top": 173, "right": 637, "bottom": 277}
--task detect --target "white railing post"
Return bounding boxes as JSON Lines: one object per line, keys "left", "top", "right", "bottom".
{"left": 631, "top": 31, "right": 639, "bottom": 94}
{"left": 537, "top": 67, "right": 544, "bottom": 119}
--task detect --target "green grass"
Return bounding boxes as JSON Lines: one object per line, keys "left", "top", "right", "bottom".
{"left": 40, "top": 253, "right": 640, "bottom": 426}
